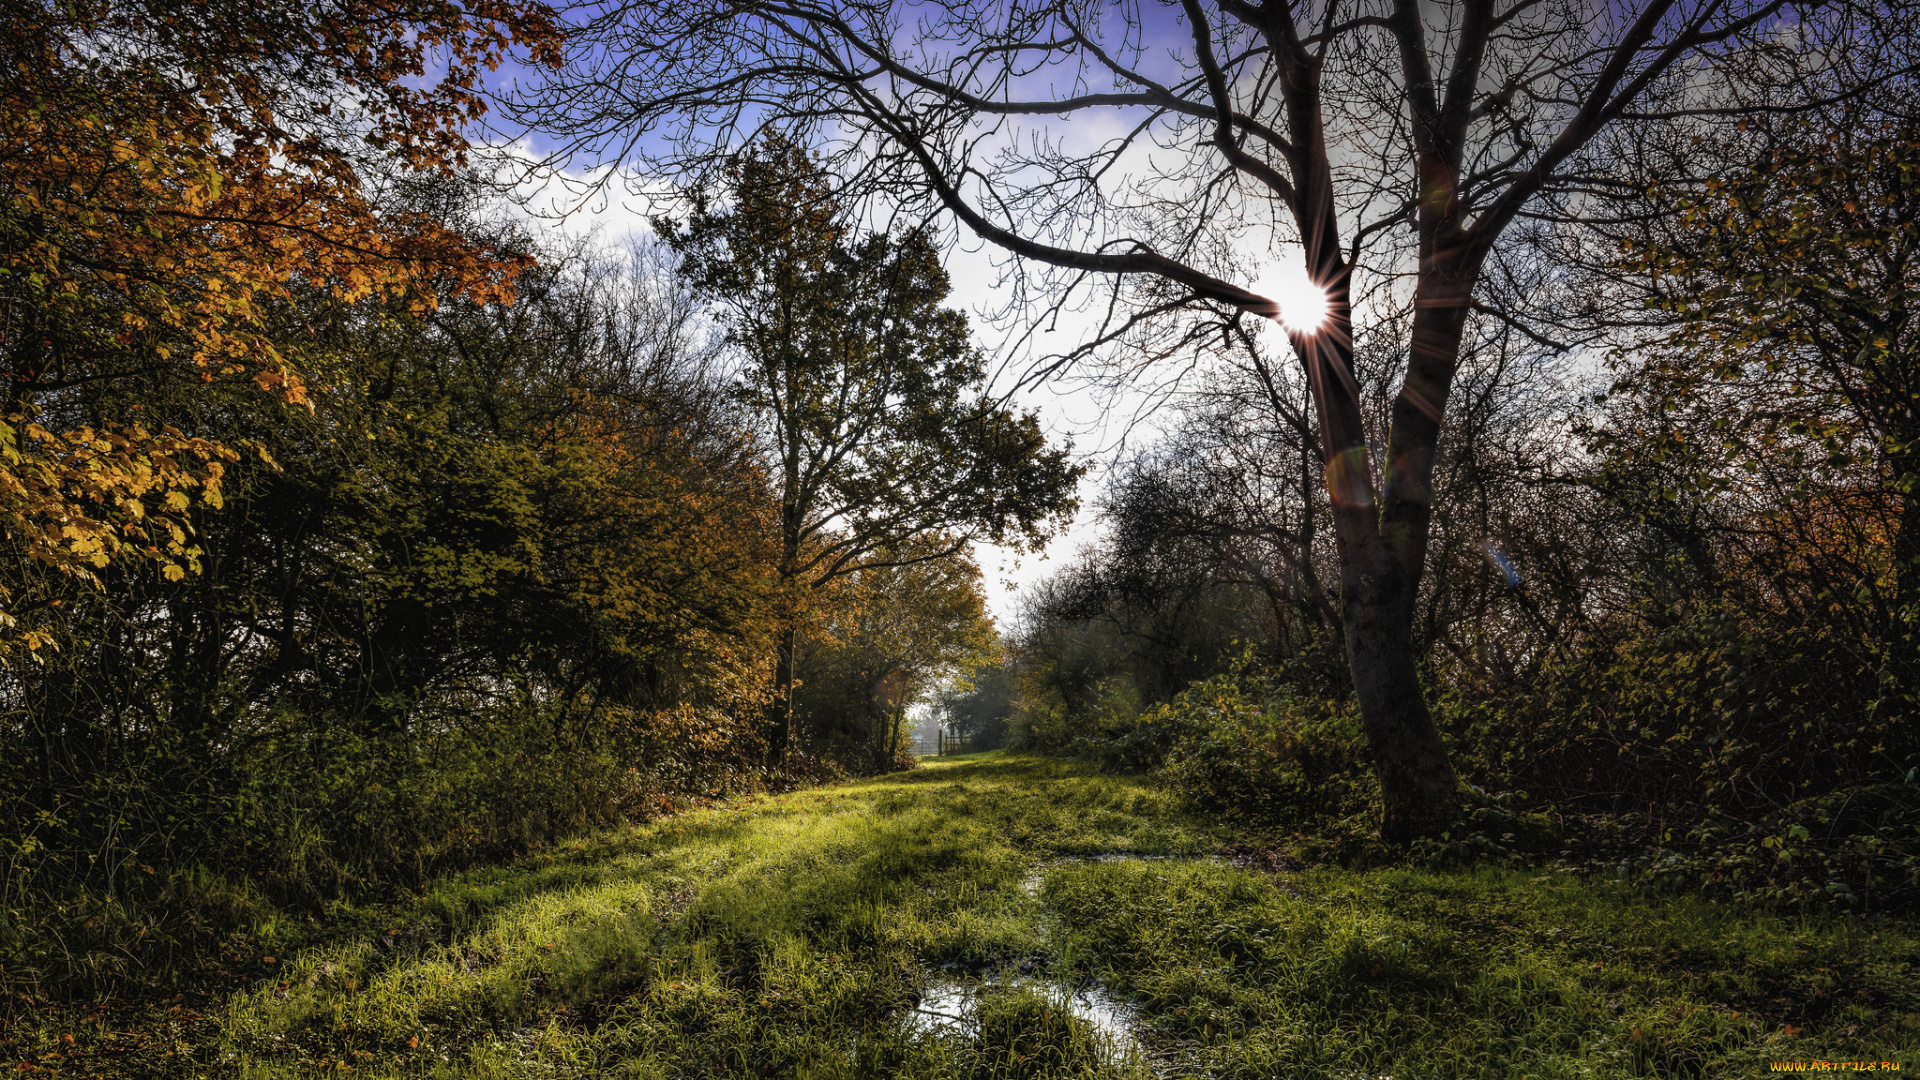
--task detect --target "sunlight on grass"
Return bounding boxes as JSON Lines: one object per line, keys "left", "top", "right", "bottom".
{"left": 216, "top": 754, "right": 1919, "bottom": 1079}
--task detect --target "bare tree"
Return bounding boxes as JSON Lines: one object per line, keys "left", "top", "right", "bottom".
{"left": 511, "top": 0, "right": 1869, "bottom": 839}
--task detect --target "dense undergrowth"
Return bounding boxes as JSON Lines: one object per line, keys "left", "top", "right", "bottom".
{"left": 965, "top": 116, "right": 1920, "bottom": 923}
{"left": 1027, "top": 656, "right": 1920, "bottom": 917}
{"left": 0, "top": 709, "right": 867, "bottom": 1016}
{"left": 7, "top": 754, "right": 1913, "bottom": 1078}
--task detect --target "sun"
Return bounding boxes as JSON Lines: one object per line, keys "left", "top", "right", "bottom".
{"left": 1252, "top": 263, "right": 1331, "bottom": 335}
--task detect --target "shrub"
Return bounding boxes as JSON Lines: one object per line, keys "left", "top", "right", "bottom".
{"left": 1663, "top": 783, "right": 1920, "bottom": 911}
{"left": 0, "top": 698, "right": 775, "bottom": 1007}
{"left": 1115, "top": 664, "right": 1376, "bottom": 833}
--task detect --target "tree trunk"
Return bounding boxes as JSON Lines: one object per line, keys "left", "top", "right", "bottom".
{"left": 1290, "top": 236, "right": 1474, "bottom": 842}
{"left": 768, "top": 489, "right": 804, "bottom": 770}
{"left": 1343, "top": 567, "right": 1459, "bottom": 844}
{"left": 1321, "top": 460, "right": 1462, "bottom": 842}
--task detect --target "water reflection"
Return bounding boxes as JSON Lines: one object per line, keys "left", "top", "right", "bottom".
{"left": 902, "top": 970, "right": 1142, "bottom": 1057}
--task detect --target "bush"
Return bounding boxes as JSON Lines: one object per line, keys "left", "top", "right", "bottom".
{"left": 1044, "top": 659, "right": 1381, "bottom": 836}
{"left": 0, "top": 699, "right": 774, "bottom": 1007}
{"left": 1161, "top": 685, "right": 1374, "bottom": 831}
{"left": 1658, "top": 783, "right": 1920, "bottom": 911}
{"left": 1437, "top": 604, "right": 1913, "bottom": 818}
{"left": 1006, "top": 686, "right": 1076, "bottom": 753}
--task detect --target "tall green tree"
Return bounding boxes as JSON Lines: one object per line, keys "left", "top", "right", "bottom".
{"left": 659, "top": 138, "right": 1081, "bottom": 762}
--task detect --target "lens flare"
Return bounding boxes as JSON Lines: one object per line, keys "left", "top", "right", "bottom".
{"left": 1253, "top": 264, "right": 1331, "bottom": 334}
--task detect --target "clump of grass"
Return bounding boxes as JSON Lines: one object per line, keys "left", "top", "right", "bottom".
{"left": 970, "top": 986, "right": 1112, "bottom": 1078}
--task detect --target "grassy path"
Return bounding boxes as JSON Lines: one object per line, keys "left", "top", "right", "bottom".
{"left": 50, "top": 754, "right": 1920, "bottom": 1077}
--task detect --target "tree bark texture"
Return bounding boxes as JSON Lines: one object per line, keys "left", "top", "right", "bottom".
{"left": 1293, "top": 260, "right": 1472, "bottom": 843}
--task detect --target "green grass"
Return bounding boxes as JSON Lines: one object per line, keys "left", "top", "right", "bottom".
{"left": 17, "top": 753, "right": 1920, "bottom": 1077}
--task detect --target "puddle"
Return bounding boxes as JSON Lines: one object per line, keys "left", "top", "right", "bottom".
{"left": 902, "top": 970, "right": 1142, "bottom": 1057}
{"left": 903, "top": 979, "right": 979, "bottom": 1036}
{"left": 1051, "top": 981, "right": 1137, "bottom": 1048}
{"left": 899, "top": 853, "right": 1237, "bottom": 1071}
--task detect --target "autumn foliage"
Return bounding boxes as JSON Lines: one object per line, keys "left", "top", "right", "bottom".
{"left": 0, "top": 0, "right": 559, "bottom": 649}
{"left": 5, "top": 0, "right": 1908, "bottom": 1028}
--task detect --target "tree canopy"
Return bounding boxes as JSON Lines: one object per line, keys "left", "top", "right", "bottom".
{"left": 0, "top": 0, "right": 559, "bottom": 651}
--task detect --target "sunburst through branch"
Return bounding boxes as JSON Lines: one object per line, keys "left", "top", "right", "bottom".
{"left": 1252, "top": 262, "right": 1331, "bottom": 335}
